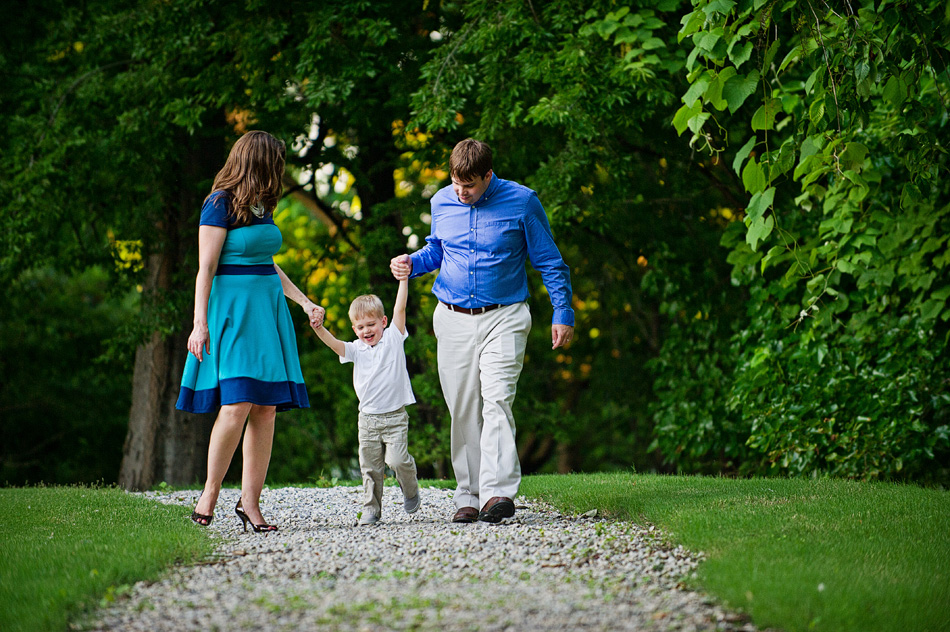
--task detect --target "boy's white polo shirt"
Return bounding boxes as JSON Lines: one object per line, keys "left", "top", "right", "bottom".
{"left": 341, "top": 327, "right": 416, "bottom": 414}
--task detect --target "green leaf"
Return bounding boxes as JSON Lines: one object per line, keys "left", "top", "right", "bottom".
{"left": 683, "top": 70, "right": 711, "bottom": 104}
{"left": 614, "top": 26, "right": 638, "bottom": 45}
{"left": 761, "top": 245, "right": 785, "bottom": 273}
{"left": 687, "top": 111, "right": 711, "bottom": 134}
{"left": 672, "top": 100, "right": 702, "bottom": 135}
{"left": 678, "top": 10, "right": 705, "bottom": 42}
{"left": 830, "top": 215, "right": 853, "bottom": 234}
{"left": 920, "top": 298, "right": 944, "bottom": 321}
{"left": 722, "top": 70, "right": 760, "bottom": 113}
{"left": 705, "top": 69, "right": 736, "bottom": 111}
{"left": 836, "top": 259, "right": 857, "bottom": 274}
{"left": 742, "top": 157, "right": 767, "bottom": 194}
{"left": 932, "top": 285, "right": 950, "bottom": 301}
{"left": 746, "top": 214, "right": 774, "bottom": 251}
{"left": 839, "top": 142, "right": 868, "bottom": 172}
{"left": 597, "top": 20, "right": 620, "bottom": 39}
{"left": 733, "top": 136, "right": 756, "bottom": 175}
{"left": 729, "top": 41, "right": 754, "bottom": 67}
{"left": 642, "top": 37, "right": 666, "bottom": 50}
{"left": 746, "top": 187, "right": 776, "bottom": 222}
{"left": 607, "top": 7, "right": 631, "bottom": 20}
{"left": 883, "top": 75, "right": 907, "bottom": 105}
{"left": 761, "top": 40, "right": 779, "bottom": 72}
{"left": 751, "top": 98, "right": 781, "bottom": 130}
{"left": 778, "top": 38, "right": 818, "bottom": 71}
{"left": 704, "top": 0, "right": 737, "bottom": 17}
{"left": 800, "top": 135, "right": 822, "bottom": 160}
{"left": 697, "top": 29, "right": 723, "bottom": 52}
{"left": 809, "top": 98, "right": 826, "bottom": 126}
{"left": 843, "top": 171, "right": 869, "bottom": 202}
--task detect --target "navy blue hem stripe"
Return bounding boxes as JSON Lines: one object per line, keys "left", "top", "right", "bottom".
{"left": 176, "top": 378, "right": 309, "bottom": 413}
{"left": 216, "top": 264, "right": 277, "bottom": 276}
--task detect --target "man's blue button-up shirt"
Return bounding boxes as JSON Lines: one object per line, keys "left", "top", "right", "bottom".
{"left": 409, "top": 175, "right": 574, "bottom": 326}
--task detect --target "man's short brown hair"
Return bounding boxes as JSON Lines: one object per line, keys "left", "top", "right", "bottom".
{"left": 449, "top": 139, "right": 493, "bottom": 182}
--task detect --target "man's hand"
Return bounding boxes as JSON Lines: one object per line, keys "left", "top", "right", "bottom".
{"left": 552, "top": 324, "right": 574, "bottom": 349}
{"left": 390, "top": 254, "right": 412, "bottom": 280}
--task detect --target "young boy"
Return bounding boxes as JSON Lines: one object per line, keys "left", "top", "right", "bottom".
{"left": 312, "top": 278, "right": 421, "bottom": 525}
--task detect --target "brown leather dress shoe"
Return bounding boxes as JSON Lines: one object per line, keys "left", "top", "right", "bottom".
{"left": 478, "top": 497, "right": 515, "bottom": 523}
{"left": 452, "top": 506, "right": 479, "bottom": 523}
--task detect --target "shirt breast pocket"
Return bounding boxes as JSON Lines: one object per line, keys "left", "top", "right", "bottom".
{"left": 482, "top": 220, "right": 523, "bottom": 255}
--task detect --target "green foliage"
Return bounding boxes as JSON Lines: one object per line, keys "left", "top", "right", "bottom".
{"left": 410, "top": 0, "right": 745, "bottom": 473}
{"left": 4, "top": 0, "right": 947, "bottom": 485}
{"left": 654, "top": 0, "right": 950, "bottom": 481}
{"left": 0, "top": 267, "right": 135, "bottom": 484}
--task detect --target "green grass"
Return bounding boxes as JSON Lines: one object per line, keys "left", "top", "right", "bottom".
{"left": 5, "top": 476, "right": 947, "bottom": 632}
{"left": 0, "top": 486, "right": 214, "bottom": 632}
{"left": 520, "top": 472, "right": 950, "bottom": 632}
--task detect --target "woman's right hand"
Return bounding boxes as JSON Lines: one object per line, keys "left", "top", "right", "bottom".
{"left": 309, "top": 304, "right": 326, "bottom": 328}
{"left": 187, "top": 323, "right": 210, "bottom": 361}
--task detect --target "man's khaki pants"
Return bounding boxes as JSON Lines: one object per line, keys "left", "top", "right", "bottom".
{"left": 357, "top": 407, "right": 418, "bottom": 518}
{"left": 433, "top": 301, "right": 531, "bottom": 511}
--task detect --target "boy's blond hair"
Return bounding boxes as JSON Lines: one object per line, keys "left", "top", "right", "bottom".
{"left": 348, "top": 294, "right": 385, "bottom": 322}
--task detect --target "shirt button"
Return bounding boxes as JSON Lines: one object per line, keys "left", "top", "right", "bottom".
{"left": 470, "top": 294, "right": 474, "bottom": 298}
{"left": 471, "top": 249, "right": 475, "bottom": 253}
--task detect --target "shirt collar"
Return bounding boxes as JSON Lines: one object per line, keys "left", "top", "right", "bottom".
{"left": 475, "top": 173, "right": 499, "bottom": 205}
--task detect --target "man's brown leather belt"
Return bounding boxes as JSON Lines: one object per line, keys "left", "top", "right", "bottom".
{"left": 441, "top": 302, "right": 502, "bottom": 315}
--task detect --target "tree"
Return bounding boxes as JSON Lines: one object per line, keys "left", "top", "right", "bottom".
{"left": 408, "top": 0, "right": 746, "bottom": 472}
{"left": 1, "top": 0, "right": 455, "bottom": 487}
{"left": 663, "top": 0, "right": 950, "bottom": 480}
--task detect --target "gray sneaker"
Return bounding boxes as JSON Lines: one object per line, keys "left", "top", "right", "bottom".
{"left": 358, "top": 510, "right": 379, "bottom": 526}
{"left": 404, "top": 494, "right": 421, "bottom": 514}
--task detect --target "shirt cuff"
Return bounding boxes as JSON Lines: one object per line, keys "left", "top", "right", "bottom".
{"left": 553, "top": 309, "right": 575, "bottom": 327}
{"left": 408, "top": 253, "right": 425, "bottom": 279}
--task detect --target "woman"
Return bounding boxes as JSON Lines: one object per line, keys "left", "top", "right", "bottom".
{"left": 176, "top": 130, "right": 324, "bottom": 532}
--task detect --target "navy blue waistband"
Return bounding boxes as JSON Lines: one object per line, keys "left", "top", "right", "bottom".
{"left": 216, "top": 264, "right": 276, "bottom": 276}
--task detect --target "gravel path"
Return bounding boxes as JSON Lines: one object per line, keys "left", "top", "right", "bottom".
{"left": 86, "top": 486, "right": 758, "bottom": 631}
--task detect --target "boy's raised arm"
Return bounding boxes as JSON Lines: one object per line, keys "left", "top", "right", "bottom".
{"left": 311, "top": 321, "right": 347, "bottom": 357}
{"left": 392, "top": 278, "right": 409, "bottom": 335}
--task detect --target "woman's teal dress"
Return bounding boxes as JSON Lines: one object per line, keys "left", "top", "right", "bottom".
{"left": 176, "top": 191, "right": 309, "bottom": 413}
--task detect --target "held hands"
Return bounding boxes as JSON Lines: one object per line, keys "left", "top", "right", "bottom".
{"left": 187, "top": 323, "right": 211, "bottom": 361}
{"left": 390, "top": 254, "right": 412, "bottom": 280}
{"left": 552, "top": 324, "right": 574, "bottom": 349}
{"left": 307, "top": 303, "right": 326, "bottom": 328}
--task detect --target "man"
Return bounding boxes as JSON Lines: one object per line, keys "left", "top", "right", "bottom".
{"left": 390, "top": 138, "right": 574, "bottom": 524}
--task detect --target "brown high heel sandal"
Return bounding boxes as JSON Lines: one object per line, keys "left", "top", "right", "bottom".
{"left": 235, "top": 499, "right": 278, "bottom": 533}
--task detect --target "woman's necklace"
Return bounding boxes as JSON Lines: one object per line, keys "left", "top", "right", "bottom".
{"left": 250, "top": 202, "right": 266, "bottom": 218}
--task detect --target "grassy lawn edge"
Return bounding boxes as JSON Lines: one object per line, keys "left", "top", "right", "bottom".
{"left": 0, "top": 486, "right": 215, "bottom": 632}
{"left": 519, "top": 472, "right": 950, "bottom": 632}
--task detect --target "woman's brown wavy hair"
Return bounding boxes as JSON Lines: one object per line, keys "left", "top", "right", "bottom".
{"left": 209, "top": 130, "right": 286, "bottom": 226}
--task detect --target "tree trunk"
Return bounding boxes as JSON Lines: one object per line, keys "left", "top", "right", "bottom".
{"left": 119, "top": 132, "right": 220, "bottom": 491}
{"left": 120, "top": 310, "right": 212, "bottom": 490}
